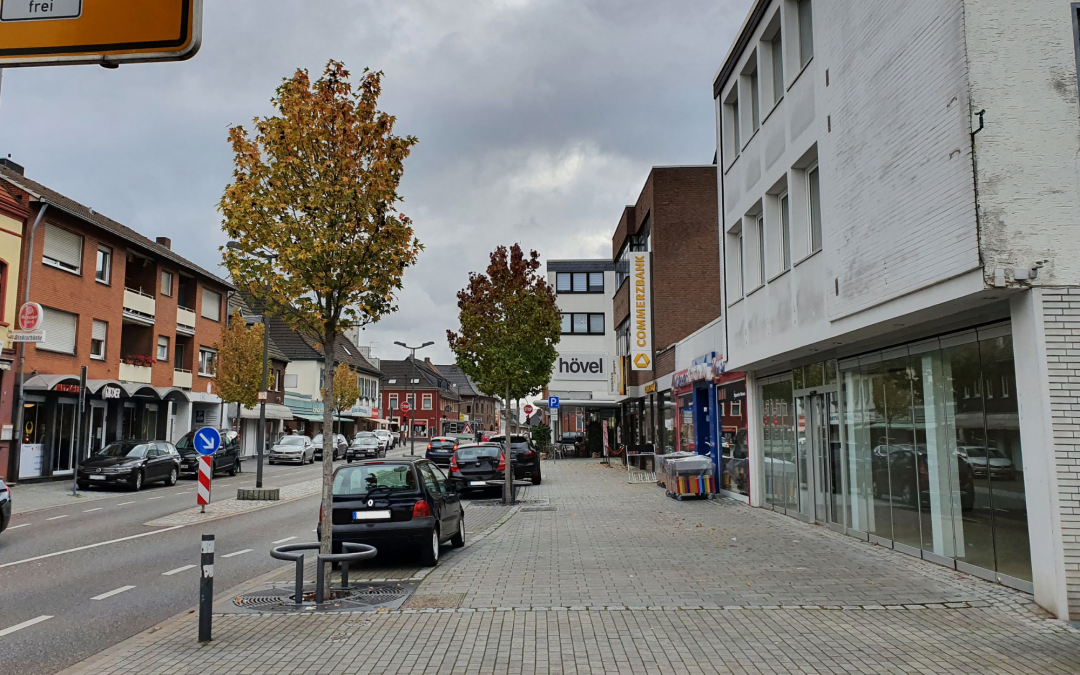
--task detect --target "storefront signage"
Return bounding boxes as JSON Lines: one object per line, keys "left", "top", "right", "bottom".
{"left": 644, "top": 383, "right": 657, "bottom": 394}
{"left": 18, "top": 302, "right": 42, "bottom": 331}
{"left": 672, "top": 369, "right": 692, "bottom": 389}
{"left": 11, "top": 331, "right": 44, "bottom": 342}
{"left": 102, "top": 386, "right": 121, "bottom": 399}
{"left": 553, "top": 352, "right": 609, "bottom": 381}
{"left": 712, "top": 354, "right": 726, "bottom": 377}
{"left": 631, "top": 254, "right": 652, "bottom": 370}
{"left": 55, "top": 383, "right": 80, "bottom": 393}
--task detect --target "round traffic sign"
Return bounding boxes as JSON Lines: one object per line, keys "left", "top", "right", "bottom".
{"left": 523, "top": 404, "right": 534, "bottom": 415}
{"left": 400, "top": 401, "right": 411, "bottom": 413}
{"left": 193, "top": 427, "right": 222, "bottom": 456}
{"left": 18, "top": 302, "right": 42, "bottom": 331}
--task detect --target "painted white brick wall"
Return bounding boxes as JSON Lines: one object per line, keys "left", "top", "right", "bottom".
{"left": 1041, "top": 288, "right": 1080, "bottom": 614}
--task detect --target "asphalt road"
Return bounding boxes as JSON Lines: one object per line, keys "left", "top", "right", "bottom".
{"left": 0, "top": 460, "right": 329, "bottom": 675}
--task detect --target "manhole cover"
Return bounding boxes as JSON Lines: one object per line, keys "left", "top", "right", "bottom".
{"left": 233, "top": 583, "right": 412, "bottom": 613}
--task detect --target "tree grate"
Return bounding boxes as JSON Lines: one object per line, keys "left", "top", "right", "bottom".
{"left": 232, "top": 583, "right": 412, "bottom": 613}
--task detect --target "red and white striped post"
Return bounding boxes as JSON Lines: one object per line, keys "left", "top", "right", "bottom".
{"left": 197, "top": 455, "right": 212, "bottom": 512}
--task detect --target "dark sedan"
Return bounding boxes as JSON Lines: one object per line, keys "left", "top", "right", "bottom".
{"left": 488, "top": 434, "right": 541, "bottom": 485}
{"left": 424, "top": 437, "right": 459, "bottom": 466}
{"left": 0, "top": 478, "right": 10, "bottom": 537}
{"left": 317, "top": 458, "right": 464, "bottom": 566}
{"left": 176, "top": 429, "right": 240, "bottom": 477}
{"left": 77, "top": 440, "right": 181, "bottom": 491}
{"left": 447, "top": 443, "right": 505, "bottom": 493}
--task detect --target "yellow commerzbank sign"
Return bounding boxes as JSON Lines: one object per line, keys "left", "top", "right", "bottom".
{"left": 630, "top": 253, "right": 652, "bottom": 370}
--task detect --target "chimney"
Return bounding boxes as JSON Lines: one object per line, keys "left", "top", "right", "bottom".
{"left": 0, "top": 157, "right": 25, "bottom": 176}
{"left": 156, "top": 237, "right": 172, "bottom": 249}
{"left": 424, "top": 357, "right": 432, "bottom": 365}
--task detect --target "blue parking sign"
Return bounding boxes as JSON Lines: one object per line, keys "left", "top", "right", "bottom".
{"left": 549, "top": 396, "right": 559, "bottom": 410}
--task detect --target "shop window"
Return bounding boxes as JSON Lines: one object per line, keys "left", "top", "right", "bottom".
{"left": 90, "top": 320, "right": 107, "bottom": 360}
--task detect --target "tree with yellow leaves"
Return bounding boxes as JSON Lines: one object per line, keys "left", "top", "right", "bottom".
{"left": 323, "top": 362, "right": 362, "bottom": 442}
{"left": 215, "top": 310, "right": 265, "bottom": 431}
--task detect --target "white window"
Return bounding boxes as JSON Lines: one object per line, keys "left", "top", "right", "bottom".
{"left": 771, "top": 33, "right": 784, "bottom": 104}
{"left": 42, "top": 224, "right": 83, "bottom": 274}
{"left": 157, "top": 336, "right": 169, "bottom": 361}
{"left": 39, "top": 307, "right": 77, "bottom": 354}
{"left": 749, "top": 63, "right": 760, "bottom": 132}
{"left": 95, "top": 247, "right": 111, "bottom": 283}
{"left": 798, "top": 0, "right": 814, "bottom": 68}
{"left": 161, "top": 271, "right": 173, "bottom": 297}
{"left": 756, "top": 216, "right": 766, "bottom": 287}
{"left": 90, "top": 320, "right": 107, "bottom": 360}
{"left": 199, "top": 347, "right": 217, "bottom": 377}
{"left": 200, "top": 288, "right": 221, "bottom": 321}
{"left": 422, "top": 394, "right": 432, "bottom": 410}
{"left": 389, "top": 394, "right": 399, "bottom": 409}
{"left": 808, "top": 165, "right": 822, "bottom": 253}
{"left": 780, "top": 192, "right": 792, "bottom": 271}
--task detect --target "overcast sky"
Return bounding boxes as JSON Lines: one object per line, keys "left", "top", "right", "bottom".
{"left": 0, "top": 0, "right": 747, "bottom": 364}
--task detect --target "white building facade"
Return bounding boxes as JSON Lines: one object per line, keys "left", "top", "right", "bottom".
{"left": 714, "top": 0, "right": 1080, "bottom": 618}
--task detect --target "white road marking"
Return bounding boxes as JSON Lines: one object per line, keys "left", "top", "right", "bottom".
{"left": 46, "top": 515, "right": 69, "bottom": 521}
{"left": 221, "top": 549, "right": 252, "bottom": 558}
{"left": 7, "top": 523, "right": 29, "bottom": 530}
{"left": 271, "top": 536, "right": 297, "bottom": 544}
{"left": 147, "top": 496, "right": 165, "bottom": 500}
{"left": 0, "top": 615, "right": 52, "bottom": 636}
{"left": 91, "top": 585, "right": 135, "bottom": 600}
{"left": 116, "top": 501, "right": 135, "bottom": 506}
{"left": 162, "top": 564, "right": 196, "bottom": 576}
{"left": 0, "top": 526, "right": 184, "bottom": 570}
{"left": 83, "top": 508, "right": 103, "bottom": 513}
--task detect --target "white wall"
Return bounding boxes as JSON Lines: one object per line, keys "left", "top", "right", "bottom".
{"left": 548, "top": 266, "right": 618, "bottom": 401}
{"left": 285, "top": 360, "right": 323, "bottom": 401}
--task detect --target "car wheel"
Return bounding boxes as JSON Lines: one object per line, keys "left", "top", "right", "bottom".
{"left": 450, "top": 512, "right": 465, "bottom": 548}
{"left": 130, "top": 470, "right": 143, "bottom": 492}
{"left": 420, "top": 527, "right": 440, "bottom": 566}
{"left": 532, "top": 468, "right": 542, "bottom": 486}
{"left": 77, "top": 481, "right": 90, "bottom": 490}
{"left": 167, "top": 467, "right": 178, "bottom": 486}
{"left": 228, "top": 460, "right": 238, "bottom": 477}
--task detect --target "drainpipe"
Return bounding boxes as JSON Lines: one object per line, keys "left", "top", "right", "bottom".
{"left": 11, "top": 201, "right": 49, "bottom": 480}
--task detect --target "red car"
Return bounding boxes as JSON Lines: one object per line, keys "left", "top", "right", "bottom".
{"left": 480, "top": 431, "right": 495, "bottom": 443}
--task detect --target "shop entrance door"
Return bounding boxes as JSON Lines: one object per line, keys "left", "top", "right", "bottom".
{"left": 87, "top": 402, "right": 107, "bottom": 455}
{"left": 798, "top": 393, "right": 843, "bottom": 527}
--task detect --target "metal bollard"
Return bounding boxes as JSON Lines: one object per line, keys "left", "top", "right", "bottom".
{"left": 199, "top": 534, "right": 214, "bottom": 643}
{"left": 293, "top": 553, "right": 304, "bottom": 605}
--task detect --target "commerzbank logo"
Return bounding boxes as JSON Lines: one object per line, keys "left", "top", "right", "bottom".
{"left": 633, "top": 353, "right": 651, "bottom": 369}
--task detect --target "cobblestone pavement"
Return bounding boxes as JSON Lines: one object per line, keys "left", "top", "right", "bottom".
{"left": 57, "top": 460, "right": 1080, "bottom": 675}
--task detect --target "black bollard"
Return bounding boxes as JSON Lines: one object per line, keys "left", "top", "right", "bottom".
{"left": 199, "top": 534, "right": 214, "bottom": 643}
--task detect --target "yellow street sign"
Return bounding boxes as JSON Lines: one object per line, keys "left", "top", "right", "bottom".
{"left": 0, "top": 0, "right": 202, "bottom": 67}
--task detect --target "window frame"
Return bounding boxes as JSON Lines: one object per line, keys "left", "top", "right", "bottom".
{"left": 161, "top": 270, "right": 173, "bottom": 297}
{"left": 157, "top": 335, "right": 169, "bottom": 361}
{"left": 38, "top": 306, "right": 78, "bottom": 355}
{"left": 198, "top": 347, "right": 218, "bottom": 377}
{"left": 42, "top": 224, "right": 84, "bottom": 275}
{"left": 807, "top": 163, "right": 822, "bottom": 254}
{"left": 771, "top": 31, "right": 784, "bottom": 105}
{"left": 779, "top": 191, "right": 792, "bottom": 271}
{"left": 200, "top": 288, "right": 222, "bottom": 322}
{"left": 555, "top": 271, "right": 605, "bottom": 294}
{"left": 422, "top": 393, "right": 433, "bottom": 410}
{"left": 738, "top": 231, "right": 746, "bottom": 298}
{"left": 95, "top": 246, "right": 111, "bottom": 284}
{"left": 748, "top": 59, "right": 761, "bottom": 132}
{"left": 797, "top": 0, "right": 814, "bottom": 69}
{"left": 756, "top": 215, "right": 766, "bottom": 288}
{"left": 560, "top": 312, "right": 606, "bottom": 336}
{"left": 90, "top": 319, "right": 107, "bottom": 360}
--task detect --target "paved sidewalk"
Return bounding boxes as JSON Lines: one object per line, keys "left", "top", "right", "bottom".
{"left": 56, "top": 460, "right": 1080, "bottom": 675}
{"left": 6, "top": 479, "right": 121, "bottom": 515}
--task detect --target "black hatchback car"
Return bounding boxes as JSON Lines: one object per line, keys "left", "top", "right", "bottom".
{"left": 176, "top": 429, "right": 241, "bottom": 477}
{"left": 77, "top": 440, "right": 182, "bottom": 491}
{"left": 425, "top": 437, "right": 459, "bottom": 466}
{"left": 447, "top": 443, "right": 505, "bottom": 493}
{"left": 488, "top": 434, "right": 541, "bottom": 485}
{"left": 318, "top": 458, "right": 464, "bottom": 566}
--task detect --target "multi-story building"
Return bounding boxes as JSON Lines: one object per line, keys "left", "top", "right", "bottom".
{"left": 543, "top": 260, "right": 618, "bottom": 451}
{"left": 0, "top": 163, "right": 234, "bottom": 481}
{"left": 712, "top": 0, "right": 1080, "bottom": 618}
{"left": 0, "top": 163, "right": 31, "bottom": 480}
{"left": 609, "top": 166, "right": 722, "bottom": 459}
{"left": 433, "top": 363, "right": 498, "bottom": 433}
{"left": 379, "top": 358, "right": 461, "bottom": 440}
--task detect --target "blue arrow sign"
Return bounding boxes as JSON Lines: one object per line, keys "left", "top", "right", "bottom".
{"left": 548, "top": 396, "right": 559, "bottom": 410}
{"left": 194, "top": 427, "right": 221, "bottom": 456}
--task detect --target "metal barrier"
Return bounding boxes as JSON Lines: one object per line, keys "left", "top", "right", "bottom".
{"left": 270, "top": 542, "right": 377, "bottom": 604}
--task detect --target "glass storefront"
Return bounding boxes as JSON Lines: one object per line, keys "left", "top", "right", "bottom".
{"left": 719, "top": 380, "right": 749, "bottom": 496}
{"left": 760, "top": 324, "right": 1030, "bottom": 585}
{"left": 660, "top": 391, "right": 675, "bottom": 453}
{"left": 677, "top": 392, "right": 695, "bottom": 452}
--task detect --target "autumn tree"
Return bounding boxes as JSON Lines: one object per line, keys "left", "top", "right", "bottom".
{"left": 221, "top": 61, "right": 421, "bottom": 560}
{"left": 215, "top": 310, "right": 265, "bottom": 431}
{"left": 447, "top": 245, "right": 561, "bottom": 503}
{"left": 324, "top": 363, "right": 362, "bottom": 439}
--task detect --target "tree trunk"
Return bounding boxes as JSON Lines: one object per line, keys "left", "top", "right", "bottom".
{"left": 503, "top": 382, "right": 512, "bottom": 505}
{"left": 319, "top": 347, "right": 337, "bottom": 560}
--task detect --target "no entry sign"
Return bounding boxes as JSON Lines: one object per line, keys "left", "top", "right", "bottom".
{"left": 523, "top": 404, "right": 534, "bottom": 415}
{"left": 400, "top": 401, "right": 411, "bottom": 413}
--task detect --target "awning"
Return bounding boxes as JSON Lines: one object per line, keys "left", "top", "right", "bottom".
{"left": 188, "top": 392, "right": 222, "bottom": 404}
{"left": 22, "top": 373, "right": 81, "bottom": 391}
{"left": 239, "top": 404, "right": 294, "bottom": 421}
{"left": 291, "top": 412, "right": 350, "bottom": 422}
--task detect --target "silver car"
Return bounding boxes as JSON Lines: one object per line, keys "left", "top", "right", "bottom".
{"left": 348, "top": 432, "right": 383, "bottom": 461}
{"left": 269, "top": 436, "right": 315, "bottom": 465}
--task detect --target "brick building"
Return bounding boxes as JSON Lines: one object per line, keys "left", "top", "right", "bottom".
{"left": 379, "top": 358, "right": 461, "bottom": 440}
{"left": 0, "top": 165, "right": 32, "bottom": 479}
{"left": 0, "top": 164, "right": 234, "bottom": 481}
{"left": 432, "top": 363, "right": 498, "bottom": 433}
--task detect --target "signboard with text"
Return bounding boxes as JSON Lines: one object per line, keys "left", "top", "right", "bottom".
{"left": 630, "top": 254, "right": 652, "bottom": 370}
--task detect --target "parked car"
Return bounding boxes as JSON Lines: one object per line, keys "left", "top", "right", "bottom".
{"left": 425, "top": 437, "right": 459, "bottom": 466}
{"left": 269, "top": 436, "right": 316, "bottom": 464}
{"left": 374, "top": 429, "right": 395, "bottom": 451}
{"left": 956, "top": 445, "right": 1017, "bottom": 480}
{"left": 488, "top": 434, "right": 541, "bottom": 484}
{"left": 871, "top": 444, "right": 976, "bottom": 512}
{"left": 447, "top": 443, "right": 505, "bottom": 493}
{"left": 176, "top": 429, "right": 241, "bottom": 477}
{"left": 348, "top": 432, "right": 383, "bottom": 461}
{"left": 0, "top": 478, "right": 11, "bottom": 537}
{"left": 77, "top": 440, "right": 181, "bottom": 491}
{"left": 317, "top": 458, "right": 464, "bottom": 566}
{"left": 480, "top": 431, "right": 495, "bottom": 443}
{"left": 313, "top": 433, "right": 347, "bottom": 461}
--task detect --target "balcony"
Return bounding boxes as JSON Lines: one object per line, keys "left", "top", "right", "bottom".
{"left": 176, "top": 306, "right": 196, "bottom": 335}
{"left": 119, "top": 362, "right": 153, "bottom": 384}
{"left": 123, "top": 288, "right": 156, "bottom": 326}
{"left": 173, "top": 369, "right": 192, "bottom": 388}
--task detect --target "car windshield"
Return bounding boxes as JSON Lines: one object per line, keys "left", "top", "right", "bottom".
{"left": 456, "top": 445, "right": 501, "bottom": 461}
{"left": 278, "top": 437, "right": 307, "bottom": 446}
{"left": 174, "top": 434, "right": 197, "bottom": 450}
{"left": 355, "top": 432, "right": 376, "bottom": 439}
{"left": 95, "top": 442, "right": 150, "bottom": 458}
{"left": 430, "top": 440, "right": 456, "bottom": 450}
{"left": 333, "top": 465, "right": 417, "bottom": 496}
{"left": 355, "top": 437, "right": 378, "bottom": 444}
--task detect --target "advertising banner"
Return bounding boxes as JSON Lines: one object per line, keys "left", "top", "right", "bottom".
{"left": 630, "top": 254, "right": 652, "bottom": 370}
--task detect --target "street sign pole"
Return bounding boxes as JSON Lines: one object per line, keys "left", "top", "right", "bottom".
{"left": 194, "top": 427, "right": 221, "bottom": 513}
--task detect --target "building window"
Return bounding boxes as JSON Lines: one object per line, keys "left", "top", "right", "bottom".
{"left": 95, "top": 247, "right": 111, "bottom": 283}
{"left": 616, "top": 318, "right": 630, "bottom": 356}
{"left": 198, "top": 347, "right": 217, "bottom": 377}
{"left": 42, "top": 224, "right": 83, "bottom": 274}
{"left": 730, "top": 401, "right": 742, "bottom": 418}
{"left": 798, "top": 0, "right": 814, "bottom": 68}
{"left": 201, "top": 288, "right": 221, "bottom": 322}
{"left": 389, "top": 394, "right": 398, "bottom": 410}
{"left": 90, "top": 320, "right": 107, "bottom": 360}
{"left": 422, "top": 394, "right": 432, "bottom": 410}
{"left": 748, "top": 60, "right": 760, "bottom": 132}
{"left": 157, "top": 335, "right": 169, "bottom": 361}
{"left": 771, "top": 32, "right": 784, "bottom": 103}
{"left": 161, "top": 270, "right": 173, "bottom": 297}
{"left": 39, "top": 306, "right": 78, "bottom": 354}
{"left": 728, "top": 94, "right": 740, "bottom": 153}
{"left": 780, "top": 192, "right": 792, "bottom": 271}
{"left": 561, "top": 313, "right": 605, "bottom": 335}
{"left": 555, "top": 271, "right": 604, "bottom": 294}
{"left": 756, "top": 216, "right": 766, "bottom": 287}
{"left": 808, "top": 165, "right": 822, "bottom": 253}
{"left": 738, "top": 231, "right": 746, "bottom": 297}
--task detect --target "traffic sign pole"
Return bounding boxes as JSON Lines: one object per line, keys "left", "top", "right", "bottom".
{"left": 197, "top": 456, "right": 212, "bottom": 512}
{"left": 193, "top": 427, "right": 221, "bottom": 512}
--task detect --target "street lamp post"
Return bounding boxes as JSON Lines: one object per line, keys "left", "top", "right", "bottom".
{"left": 394, "top": 340, "right": 433, "bottom": 456}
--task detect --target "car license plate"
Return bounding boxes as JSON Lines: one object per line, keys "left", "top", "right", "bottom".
{"left": 353, "top": 510, "right": 390, "bottom": 520}
{"left": 89, "top": 475, "right": 106, "bottom": 480}
{"left": 470, "top": 481, "right": 488, "bottom": 487}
